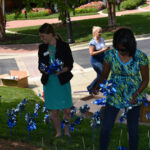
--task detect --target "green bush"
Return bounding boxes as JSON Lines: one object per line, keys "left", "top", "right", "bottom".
{"left": 27, "top": 11, "right": 50, "bottom": 18}
{"left": 6, "top": 10, "right": 50, "bottom": 20}
{"left": 121, "top": 0, "right": 143, "bottom": 10}
{"left": 75, "top": 7, "right": 98, "bottom": 14}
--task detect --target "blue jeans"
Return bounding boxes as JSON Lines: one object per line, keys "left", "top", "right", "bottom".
{"left": 100, "top": 103, "right": 140, "bottom": 150}
{"left": 87, "top": 60, "right": 103, "bottom": 94}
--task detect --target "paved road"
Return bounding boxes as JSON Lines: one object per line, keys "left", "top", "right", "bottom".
{"left": 72, "top": 37, "right": 150, "bottom": 69}
{"left": 137, "top": 38, "right": 150, "bottom": 55}
{"left": 0, "top": 37, "right": 149, "bottom": 77}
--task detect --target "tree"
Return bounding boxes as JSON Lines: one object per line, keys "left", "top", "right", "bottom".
{"left": 106, "top": 0, "right": 116, "bottom": 28}
{"left": 0, "top": 0, "right": 6, "bottom": 39}
{"left": 51, "top": 0, "right": 76, "bottom": 25}
{"left": 23, "top": 0, "right": 76, "bottom": 25}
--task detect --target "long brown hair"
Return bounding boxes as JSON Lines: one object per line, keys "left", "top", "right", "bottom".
{"left": 39, "top": 23, "right": 63, "bottom": 41}
{"left": 39, "top": 23, "right": 55, "bottom": 36}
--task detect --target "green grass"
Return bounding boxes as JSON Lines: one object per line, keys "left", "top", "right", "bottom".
{"left": 140, "top": 3, "right": 149, "bottom": 8}
{"left": 102, "top": 6, "right": 123, "bottom": 14}
{"left": 2, "top": 12, "right": 150, "bottom": 45}
{"left": 0, "top": 87, "right": 149, "bottom": 150}
{"left": 0, "top": 86, "right": 150, "bottom": 150}
{"left": 6, "top": 11, "right": 97, "bottom": 21}
{"left": 6, "top": 12, "right": 58, "bottom": 21}
{"left": 102, "top": 3, "right": 149, "bottom": 13}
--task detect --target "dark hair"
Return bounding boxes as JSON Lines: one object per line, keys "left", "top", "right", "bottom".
{"left": 39, "top": 23, "right": 55, "bottom": 36}
{"left": 113, "top": 28, "right": 137, "bottom": 57}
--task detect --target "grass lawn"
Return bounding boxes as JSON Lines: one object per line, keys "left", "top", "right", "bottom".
{"left": 6, "top": 11, "right": 98, "bottom": 21}
{"left": 140, "top": 3, "right": 149, "bottom": 8}
{"left": 0, "top": 86, "right": 150, "bottom": 150}
{"left": 1, "top": 12, "right": 150, "bottom": 45}
{"left": 102, "top": 6, "right": 122, "bottom": 14}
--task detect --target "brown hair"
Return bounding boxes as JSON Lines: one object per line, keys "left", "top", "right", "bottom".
{"left": 39, "top": 23, "right": 55, "bottom": 36}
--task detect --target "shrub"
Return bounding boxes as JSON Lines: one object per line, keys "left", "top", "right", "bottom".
{"left": 121, "top": 0, "right": 143, "bottom": 10}
{"left": 27, "top": 11, "right": 50, "bottom": 18}
{"left": 6, "top": 10, "right": 50, "bottom": 20}
{"left": 31, "top": 8, "right": 52, "bottom": 14}
{"left": 75, "top": 7, "right": 98, "bottom": 13}
{"left": 75, "top": 1, "right": 105, "bottom": 14}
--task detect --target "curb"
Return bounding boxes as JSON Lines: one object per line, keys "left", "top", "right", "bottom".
{"left": 70, "top": 33, "right": 150, "bottom": 51}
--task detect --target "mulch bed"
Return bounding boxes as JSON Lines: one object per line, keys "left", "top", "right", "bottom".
{"left": 102, "top": 26, "right": 130, "bottom": 32}
{"left": 0, "top": 139, "right": 42, "bottom": 150}
{"left": 0, "top": 35, "right": 22, "bottom": 43}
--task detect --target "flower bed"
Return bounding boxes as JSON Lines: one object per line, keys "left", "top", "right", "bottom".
{"left": 21, "top": 8, "right": 52, "bottom": 15}
{"left": 75, "top": 1, "right": 105, "bottom": 13}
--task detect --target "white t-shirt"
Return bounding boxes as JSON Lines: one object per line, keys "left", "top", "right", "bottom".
{"left": 89, "top": 37, "right": 105, "bottom": 51}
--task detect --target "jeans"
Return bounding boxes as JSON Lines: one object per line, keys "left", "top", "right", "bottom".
{"left": 100, "top": 103, "right": 140, "bottom": 150}
{"left": 87, "top": 60, "right": 103, "bottom": 94}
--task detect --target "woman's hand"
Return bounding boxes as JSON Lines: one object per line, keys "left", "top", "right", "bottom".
{"left": 106, "top": 46, "right": 110, "bottom": 50}
{"left": 102, "top": 46, "right": 110, "bottom": 51}
{"left": 92, "top": 83, "right": 100, "bottom": 95}
{"left": 55, "top": 67, "right": 69, "bottom": 75}
{"left": 130, "top": 92, "right": 139, "bottom": 105}
{"left": 40, "top": 68, "right": 49, "bottom": 75}
{"left": 130, "top": 64, "right": 149, "bottom": 105}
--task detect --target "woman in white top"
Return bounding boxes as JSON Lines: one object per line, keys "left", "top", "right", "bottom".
{"left": 87, "top": 26, "right": 110, "bottom": 95}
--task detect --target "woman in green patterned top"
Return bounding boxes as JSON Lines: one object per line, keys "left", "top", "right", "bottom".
{"left": 94, "top": 28, "right": 149, "bottom": 150}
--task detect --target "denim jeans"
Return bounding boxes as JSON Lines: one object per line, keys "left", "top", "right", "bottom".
{"left": 87, "top": 60, "right": 103, "bottom": 94}
{"left": 100, "top": 103, "right": 140, "bottom": 150}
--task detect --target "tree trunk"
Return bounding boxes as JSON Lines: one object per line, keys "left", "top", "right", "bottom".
{"left": 0, "top": 0, "right": 6, "bottom": 39}
{"left": 106, "top": 0, "right": 116, "bottom": 28}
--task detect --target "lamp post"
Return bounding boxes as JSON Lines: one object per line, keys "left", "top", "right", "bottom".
{"left": 65, "top": 0, "right": 75, "bottom": 44}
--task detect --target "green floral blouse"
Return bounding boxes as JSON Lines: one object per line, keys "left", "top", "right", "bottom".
{"left": 104, "top": 49, "right": 149, "bottom": 109}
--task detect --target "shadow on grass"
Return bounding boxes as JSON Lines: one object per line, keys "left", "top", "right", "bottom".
{"left": 0, "top": 12, "right": 149, "bottom": 47}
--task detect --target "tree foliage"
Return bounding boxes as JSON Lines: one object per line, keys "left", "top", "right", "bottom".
{"left": 23, "top": 0, "right": 77, "bottom": 24}
{"left": 23, "top": 0, "right": 50, "bottom": 10}
{"left": 22, "top": 0, "right": 117, "bottom": 27}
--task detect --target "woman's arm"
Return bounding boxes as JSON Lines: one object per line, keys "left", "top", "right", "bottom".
{"left": 55, "top": 42, "right": 74, "bottom": 75}
{"left": 38, "top": 44, "right": 49, "bottom": 75}
{"left": 93, "top": 61, "right": 111, "bottom": 92}
{"left": 89, "top": 45, "right": 110, "bottom": 56}
{"left": 130, "top": 64, "right": 149, "bottom": 104}
{"left": 64, "top": 43, "right": 74, "bottom": 71}
{"left": 55, "top": 67, "right": 69, "bottom": 75}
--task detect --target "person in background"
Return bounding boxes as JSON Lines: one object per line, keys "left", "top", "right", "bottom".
{"left": 87, "top": 26, "right": 110, "bottom": 96}
{"left": 38, "top": 23, "right": 74, "bottom": 137}
{"left": 116, "top": 0, "right": 121, "bottom": 10}
{"left": 24, "top": 8, "right": 27, "bottom": 19}
{"left": 94, "top": 28, "right": 149, "bottom": 150}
